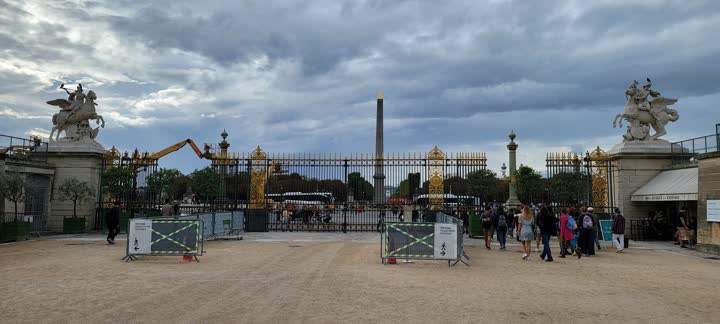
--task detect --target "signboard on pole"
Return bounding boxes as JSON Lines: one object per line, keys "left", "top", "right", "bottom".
{"left": 707, "top": 200, "right": 720, "bottom": 222}
{"left": 433, "top": 223, "right": 457, "bottom": 259}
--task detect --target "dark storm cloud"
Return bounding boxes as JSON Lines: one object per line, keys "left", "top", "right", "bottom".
{"left": 2, "top": 0, "right": 720, "bottom": 173}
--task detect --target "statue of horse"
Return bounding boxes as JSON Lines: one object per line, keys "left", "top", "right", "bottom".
{"left": 613, "top": 95, "right": 679, "bottom": 141}
{"left": 47, "top": 90, "right": 105, "bottom": 141}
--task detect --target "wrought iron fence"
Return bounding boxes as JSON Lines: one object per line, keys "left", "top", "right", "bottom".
{"left": 545, "top": 147, "right": 615, "bottom": 214}
{"left": 217, "top": 146, "right": 488, "bottom": 232}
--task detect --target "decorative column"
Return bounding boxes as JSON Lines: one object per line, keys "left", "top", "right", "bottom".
{"left": 373, "top": 89, "right": 386, "bottom": 203}
{"left": 506, "top": 131, "right": 521, "bottom": 207}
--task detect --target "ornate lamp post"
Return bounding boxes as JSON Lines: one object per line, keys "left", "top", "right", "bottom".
{"left": 506, "top": 131, "right": 521, "bottom": 207}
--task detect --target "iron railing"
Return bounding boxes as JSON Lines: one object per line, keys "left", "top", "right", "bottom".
{"left": 671, "top": 132, "right": 719, "bottom": 165}
{"left": 0, "top": 134, "right": 48, "bottom": 164}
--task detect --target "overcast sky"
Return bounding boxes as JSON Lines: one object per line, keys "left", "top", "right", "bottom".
{"left": 1, "top": 0, "right": 719, "bottom": 175}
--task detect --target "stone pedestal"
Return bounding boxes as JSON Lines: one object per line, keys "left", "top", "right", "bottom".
{"left": 46, "top": 142, "right": 105, "bottom": 232}
{"left": 608, "top": 141, "right": 674, "bottom": 232}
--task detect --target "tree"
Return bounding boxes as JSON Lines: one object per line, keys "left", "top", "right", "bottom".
{"left": 58, "top": 178, "right": 95, "bottom": 218}
{"left": 547, "top": 172, "right": 587, "bottom": 206}
{"left": 466, "top": 169, "right": 498, "bottom": 200}
{"left": 444, "top": 176, "right": 467, "bottom": 195}
{"left": 190, "top": 167, "right": 221, "bottom": 204}
{"left": 169, "top": 175, "right": 191, "bottom": 200}
{"left": 395, "top": 173, "right": 420, "bottom": 198}
{"left": 0, "top": 172, "right": 26, "bottom": 221}
{"left": 102, "top": 167, "right": 134, "bottom": 201}
{"left": 347, "top": 172, "right": 373, "bottom": 201}
{"left": 146, "top": 168, "right": 182, "bottom": 200}
{"left": 514, "top": 166, "right": 544, "bottom": 204}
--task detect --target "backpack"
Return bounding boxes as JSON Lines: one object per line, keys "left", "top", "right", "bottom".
{"left": 566, "top": 216, "right": 577, "bottom": 230}
{"left": 582, "top": 215, "right": 593, "bottom": 229}
{"left": 497, "top": 213, "right": 507, "bottom": 228}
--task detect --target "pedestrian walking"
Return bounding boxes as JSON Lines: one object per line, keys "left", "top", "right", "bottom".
{"left": 612, "top": 208, "right": 626, "bottom": 252}
{"left": 517, "top": 206, "right": 534, "bottom": 260}
{"left": 558, "top": 208, "right": 577, "bottom": 258}
{"left": 534, "top": 204, "right": 542, "bottom": 252}
{"left": 280, "top": 207, "right": 290, "bottom": 232}
{"left": 481, "top": 206, "right": 494, "bottom": 249}
{"left": 592, "top": 210, "right": 602, "bottom": 250}
{"left": 495, "top": 207, "right": 509, "bottom": 250}
{"left": 106, "top": 201, "right": 121, "bottom": 244}
{"left": 581, "top": 207, "right": 596, "bottom": 256}
{"left": 538, "top": 205, "right": 558, "bottom": 262}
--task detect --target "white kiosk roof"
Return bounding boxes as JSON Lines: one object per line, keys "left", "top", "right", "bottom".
{"left": 631, "top": 167, "right": 698, "bottom": 202}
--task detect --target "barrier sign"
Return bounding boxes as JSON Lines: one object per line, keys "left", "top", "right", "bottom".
{"left": 382, "top": 220, "right": 466, "bottom": 266}
{"left": 434, "top": 224, "right": 457, "bottom": 259}
{"left": 599, "top": 220, "right": 614, "bottom": 241}
{"left": 125, "top": 218, "right": 204, "bottom": 261}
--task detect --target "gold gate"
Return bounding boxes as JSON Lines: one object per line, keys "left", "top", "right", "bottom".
{"left": 249, "top": 146, "right": 267, "bottom": 209}
{"left": 427, "top": 145, "right": 445, "bottom": 210}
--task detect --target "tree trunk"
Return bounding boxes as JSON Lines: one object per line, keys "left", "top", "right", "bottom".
{"left": 14, "top": 201, "right": 18, "bottom": 221}
{"left": 73, "top": 199, "right": 77, "bottom": 218}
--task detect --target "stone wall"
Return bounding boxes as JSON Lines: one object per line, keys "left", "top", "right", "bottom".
{"left": 46, "top": 149, "right": 104, "bottom": 232}
{"left": 610, "top": 153, "right": 673, "bottom": 232}
{"left": 696, "top": 152, "right": 720, "bottom": 254}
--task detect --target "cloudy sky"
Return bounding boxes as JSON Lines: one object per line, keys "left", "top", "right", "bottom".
{"left": 1, "top": 0, "right": 719, "bottom": 175}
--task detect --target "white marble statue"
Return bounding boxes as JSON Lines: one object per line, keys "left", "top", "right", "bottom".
{"left": 46, "top": 83, "right": 105, "bottom": 142}
{"left": 613, "top": 78, "right": 679, "bottom": 142}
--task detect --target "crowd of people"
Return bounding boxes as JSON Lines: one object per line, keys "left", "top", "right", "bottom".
{"left": 473, "top": 204, "right": 628, "bottom": 262}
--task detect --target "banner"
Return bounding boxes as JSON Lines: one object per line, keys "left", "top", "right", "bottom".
{"left": 127, "top": 219, "right": 203, "bottom": 256}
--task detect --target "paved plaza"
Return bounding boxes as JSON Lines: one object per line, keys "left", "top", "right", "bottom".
{"left": 1, "top": 233, "right": 719, "bottom": 323}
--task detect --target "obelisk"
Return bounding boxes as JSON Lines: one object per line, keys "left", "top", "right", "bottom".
{"left": 506, "top": 130, "right": 521, "bottom": 207}
{"left": 373, "top": 89, "right": 386, "bottom": 203}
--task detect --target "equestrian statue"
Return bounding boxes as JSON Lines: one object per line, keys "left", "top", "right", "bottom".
{"left": 46, "top": 83, "right": 105, "bottom": 142}
{"left": 613, "top": 78, "right": 679, "bottom": 142}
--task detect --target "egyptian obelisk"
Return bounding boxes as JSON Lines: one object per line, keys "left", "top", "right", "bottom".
{"left": 373, "top": 89, "right": 386, "bottom": 203}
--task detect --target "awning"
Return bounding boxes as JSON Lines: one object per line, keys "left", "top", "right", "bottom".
{"left": 631, "top": 167, "right": 697, "bottom": 202}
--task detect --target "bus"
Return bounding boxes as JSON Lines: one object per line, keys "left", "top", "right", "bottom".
{"left": 265, "top": 192, "right": 335, "bottom": 205}
{"left": 413, "top": 194, "right": 476, "bottom": 207}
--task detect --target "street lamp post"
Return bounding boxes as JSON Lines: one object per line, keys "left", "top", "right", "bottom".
{"left": 506, "top": 131, "right": 521, "bottom": 207}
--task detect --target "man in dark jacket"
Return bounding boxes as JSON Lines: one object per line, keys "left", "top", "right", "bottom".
{"left": 612, "top": 208, "right": 626, "bottom": 252}
{"left": 106, "top": 201, "right": 121, "bottom": 244}
{"left": 538, "top": 206, "right": 558, "bottom": 262}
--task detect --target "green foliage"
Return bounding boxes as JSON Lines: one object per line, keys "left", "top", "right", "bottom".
{"left": 190, "top": 167, "right": 221, "bottom": 203}
{"left": 444, "top": 176, "right": 466, "bottom": 195}
{"left": 102, "top": 167, "right": 134, "bottom": 200}
{"left": 347, "top": 172, "right": 373, "bottom": 201}
{"left": 547, "top": 172, "right": 588, "bottom": 206}
{"left": 395, "top": 173, "right": 420, "bottom": 198}
{"left": 58, "top": 178, "right": 95, "bottom": 218}
{"left": 466, "top": 169, "right": 497, "bottom": 199}
{"left": 514, "top": 165, "right": 544, "bottom": 203}
{"left": 0, "top": 172, "right": 26, "bottom": 220}
{"left": 169, "top": 175, "right": 191, "bottom": 200}
{"left": 146, "top": 168, "right": 182, "bottom": 200}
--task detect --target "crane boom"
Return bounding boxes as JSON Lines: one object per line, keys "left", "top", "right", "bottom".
{"left": 148, "top": 139, "right": 208, "bottom": 160}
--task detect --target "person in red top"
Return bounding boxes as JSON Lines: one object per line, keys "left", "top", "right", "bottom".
{"left": 558, "top": 208, "right": 576, "bottom": 258}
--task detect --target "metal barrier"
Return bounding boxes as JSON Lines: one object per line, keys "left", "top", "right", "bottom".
{"left": 381, "top": 212, "right": 469, "bottom": 267}
{"left": 2, "top": 212, "right": 48, "bottom": 235}
{"left": 177, "top": 211, "right": 244, "bottom": 240}
{"left": 123, "top": 218, "right": 204, "bottom": 262}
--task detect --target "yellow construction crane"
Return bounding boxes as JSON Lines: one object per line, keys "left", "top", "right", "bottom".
{"left": 148, "top": 139, "right": 213, "bottom": 160}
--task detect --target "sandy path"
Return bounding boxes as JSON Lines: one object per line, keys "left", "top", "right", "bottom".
{"left": 1, "top": 239, "right": 719, "bottom": 323}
